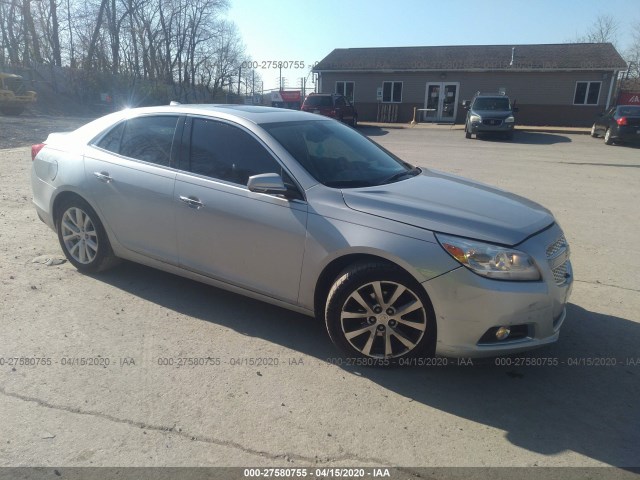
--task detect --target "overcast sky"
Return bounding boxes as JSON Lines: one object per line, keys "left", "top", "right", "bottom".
{"left": 227, "top": 0, "right": 638, "bottom": 92}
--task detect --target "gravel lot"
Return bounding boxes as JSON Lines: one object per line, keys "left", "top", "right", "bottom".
{"left": 0, "top": 114, "right": 91, "bottom": 149}
{"left": 1, "top": 117, "right": 639, "bottom": 473}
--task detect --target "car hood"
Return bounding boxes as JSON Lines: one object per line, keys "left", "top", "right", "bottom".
{"left": 341, "top": 170, "right": 554, "bottom": 246}
{"left": 472, "top": 109, "right": 513, "bottom": 118}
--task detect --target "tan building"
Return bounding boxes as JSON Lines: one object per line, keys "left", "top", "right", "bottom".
{"left": 312, "top": 43, "right": 627, "bottom": 126}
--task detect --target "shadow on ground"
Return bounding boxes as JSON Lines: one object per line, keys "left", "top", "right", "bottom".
{"left": 476, "top": 131, "right": 572, "bottom": 145}
{"left": 357, "top": 126, "right": 389, "bottom": 137}
{"left": 96, "top": 262, "right": 639, "bottom": 468}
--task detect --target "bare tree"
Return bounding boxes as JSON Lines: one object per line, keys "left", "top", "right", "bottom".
{"left": 624, "top": 20, "right": 640, "bottom": 78}
{"left": 574, "top": 14, "right": 620, "bottom": 48}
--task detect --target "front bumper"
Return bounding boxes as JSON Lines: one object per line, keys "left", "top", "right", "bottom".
{"left": 469, "top": 121, "right": 514, "bottom": 134}
{"left": 424, "top": 224, "right": 572, "bottom": 358}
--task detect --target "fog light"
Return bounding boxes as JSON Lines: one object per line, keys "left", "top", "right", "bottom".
{"left": 495, "top": 326, "right": 511, "bottom": 340}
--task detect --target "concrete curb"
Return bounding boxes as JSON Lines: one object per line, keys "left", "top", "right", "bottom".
{"left": 358, "top": 122, "right": 590, "bottom": 135}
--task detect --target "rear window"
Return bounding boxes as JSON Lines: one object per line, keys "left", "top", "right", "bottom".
{"left": 304, "top": 96, "right": 333, "bottom": 107}
{"left": 617, "top": 106, "right": 640, "bottom": 116}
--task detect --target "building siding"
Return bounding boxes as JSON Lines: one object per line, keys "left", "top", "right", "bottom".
{"left": 318, "top": 70, "right": 618, "bottom": 126}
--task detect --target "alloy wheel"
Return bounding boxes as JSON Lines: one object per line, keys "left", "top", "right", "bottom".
{"left": 60, "top": 207, "right": 99, "bottom": 264}
{"left": 340, "top": 281, "right": 427, "bottom": 358}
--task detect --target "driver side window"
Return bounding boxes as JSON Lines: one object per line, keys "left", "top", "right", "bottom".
{"left": 189, "top": 119, "right": 284, "bottom": 186}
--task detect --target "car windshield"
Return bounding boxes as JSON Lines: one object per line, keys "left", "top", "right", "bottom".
{"left": 262, "top": 120, "right": 417, "bottom": 188}
{"left": 304, "top": 96, "right": 333, "bottom": 107}
{"left": 473, "top": 97, "right": 510, "bottom": 111}
{"left": 617, "top": 106, "right": 640, "bottom": 116}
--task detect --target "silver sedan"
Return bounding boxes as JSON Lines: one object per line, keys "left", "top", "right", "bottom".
{"left": 31, "top": 105, "right": 572, "bottom": 363}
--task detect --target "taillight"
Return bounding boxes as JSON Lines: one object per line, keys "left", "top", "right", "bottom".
{"left": 31, "top": 143, "right": 45, "bottom": 161}
{"left": 617, "top": 117, "right": 628, "bottom": 126}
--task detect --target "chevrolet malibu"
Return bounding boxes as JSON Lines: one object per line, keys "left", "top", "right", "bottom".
{"left": 31, "top": 105, "right": 572, "bottom": 362}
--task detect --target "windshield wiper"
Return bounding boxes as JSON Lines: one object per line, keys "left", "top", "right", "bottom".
{"left": 378, "top": 167, "right": 421, "bottom": 185}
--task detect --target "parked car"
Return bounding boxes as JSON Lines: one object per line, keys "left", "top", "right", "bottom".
{"left": 301, "top": 93, "right": 357, "bottom": 126}
{"left": 31, "top": 105, "right": 572, "bottom": 363}
{"left": 591, "top": 105, "right": 640, "bottom": 145}
{"left": 462, "top": 93, "right": 518, "bottom": 140}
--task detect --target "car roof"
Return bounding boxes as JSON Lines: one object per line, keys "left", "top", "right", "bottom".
{"left": 117, "top": 104, "right": 326, "bottom": 125}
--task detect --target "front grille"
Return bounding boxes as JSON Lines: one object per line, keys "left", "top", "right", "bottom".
{"left": 482, "top": 118, "right": 502, "bottom": 126}
{"left": 552, "top": 262, "right": 569, "bottom": 285}
{"left": 546, "top": 235, "right": 567, "bottom": 259}
{"left": 547, "top": 235, "right": 570, "bottom": 286}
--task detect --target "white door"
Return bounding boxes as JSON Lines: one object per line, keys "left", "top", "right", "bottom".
{"left": 424, "top": 82, "right": 459, "bottom": 122}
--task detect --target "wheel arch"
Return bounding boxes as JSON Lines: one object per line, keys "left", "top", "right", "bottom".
{"left": 51, "top": 190, "right": 115, "bottom": 245}
{"left": 313, "top": 252, "right": 433, "bottom": 320}
{"left": 52, "top": 190, "right": 92, "bottom": 231}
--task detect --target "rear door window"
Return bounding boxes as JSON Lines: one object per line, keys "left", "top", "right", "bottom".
{"left": 94, "top": 115, "right": 179, "bottom": 167}
{"left": 119, "top": 116, "right": 179, "bottom": 166}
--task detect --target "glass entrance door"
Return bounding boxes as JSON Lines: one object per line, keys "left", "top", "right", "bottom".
{"left": 424, "top": 82, "right": 459, "bottom": 122}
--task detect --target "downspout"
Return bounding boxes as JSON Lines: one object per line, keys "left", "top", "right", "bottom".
{"left": 605, "top": 70, "right": 618, "bottom": 109}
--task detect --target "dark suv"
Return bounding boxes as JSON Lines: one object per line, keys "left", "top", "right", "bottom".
{"left": 462, "top": 93, "right": 517, "bottom": 140}
{"left": 301, "top": 93, "right": 357, "bottom": 127}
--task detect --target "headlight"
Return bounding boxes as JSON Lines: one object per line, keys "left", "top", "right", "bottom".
{"left": 504, "top": 116, "right": 515, "bottom": 123}
{"left": 470, "top": 114, "right": 481, "bottom": 123}
{"left": 435, "top": 233, "right": 541, "bottom": 281}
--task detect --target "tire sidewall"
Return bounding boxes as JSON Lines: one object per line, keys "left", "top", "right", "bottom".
{"left": 324, "top": 263, "right": 436, "bottom": 363}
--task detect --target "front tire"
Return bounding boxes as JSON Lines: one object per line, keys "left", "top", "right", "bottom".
{"left": 56, "top": 196, "right": 119, "bottom": 273}
{"left": 465, "top": 124, "right": 471, "bottom": 139}
{"left": 324, "top": 262, "right": 436, "bottom": 362}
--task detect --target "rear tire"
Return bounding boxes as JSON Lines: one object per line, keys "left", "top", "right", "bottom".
{"left": 351, "top": 114, "right": 358, "bottom": 128}
{"left": 56, "top": 196, "right": 119, "bottom": 273}
{"left": 590, "top": 123, "right": 598, "bottom": 138}
{"left": 604, "top": 128, "right": 613, "bottom": 145}
{"left": 324, "top": 262, "right": 436, "bottom": 364}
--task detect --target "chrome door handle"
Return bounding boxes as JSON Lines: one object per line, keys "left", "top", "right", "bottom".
{"left": 93, "top": 171, "right": 113, "bottom": 183}
{"left": 179, "top": 195, "right": 204, "bottom": 209}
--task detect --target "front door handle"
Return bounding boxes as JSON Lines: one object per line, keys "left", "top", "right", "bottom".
{"left": 179, "top": 195, "right": 204, "bottom": 209}
{"left": 93, "top": 171, "right": 113, "bottom": 183}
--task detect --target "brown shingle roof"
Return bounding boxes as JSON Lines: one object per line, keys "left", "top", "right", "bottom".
{"left": 313, "top": 43, "right": 627, "bottom": 72}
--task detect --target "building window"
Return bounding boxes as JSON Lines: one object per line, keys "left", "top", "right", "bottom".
{"left": 382, "top": 81, "right": 402, "bottom": 103}
{"left": 336, "top": 81, "right": 355, "bottom": 103}
{"left": 574, "top": 81, "right": 601, "bottom": 105}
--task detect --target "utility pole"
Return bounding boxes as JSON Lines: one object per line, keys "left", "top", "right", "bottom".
{"left": 237, "top": 65, "right": 242, "bottom": 97}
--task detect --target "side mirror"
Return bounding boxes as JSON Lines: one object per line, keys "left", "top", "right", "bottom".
{"left": 462, "top": 100, "right": 470, "bottom": 109}
{"left": 248, "top": 173, "right": 287, "bottom": 195}
{"left": 512, "top": 107, "right": 519, "bottom": 113}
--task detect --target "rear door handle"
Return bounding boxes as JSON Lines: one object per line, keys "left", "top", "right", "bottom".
{"left": 179, "top": 195, "right": 204, "bottom": 209}
{"left": 93, "top": 171, "right": 113, "bottom": 183}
